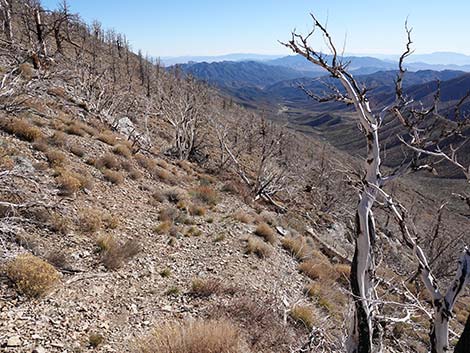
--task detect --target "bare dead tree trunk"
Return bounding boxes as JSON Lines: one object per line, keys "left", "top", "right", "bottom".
{"left": 33, "top": 6, "right": 47, "bottom": 58}
{"left": 455, "top": 312, "right": 470, "bottom": 353}
{"left": 0, "top": 0, "right": 13, "bottom": 42}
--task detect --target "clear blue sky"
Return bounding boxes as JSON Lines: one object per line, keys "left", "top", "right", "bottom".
{"left": 40, "top": 0, "right": 470, "bottom": 57}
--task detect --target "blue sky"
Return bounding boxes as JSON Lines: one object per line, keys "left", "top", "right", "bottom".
{"left": 40, "top": 0, "right": 470, "bottom": 57}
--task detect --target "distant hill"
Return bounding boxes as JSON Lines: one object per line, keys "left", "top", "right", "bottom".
{"left": 173, "top": 61, "right": 312, "bottom": 88}
{"left": 160, "top": 53, "right": 284, "bottom": 66}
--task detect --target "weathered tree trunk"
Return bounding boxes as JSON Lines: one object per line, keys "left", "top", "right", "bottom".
{"left": 0, "top": 0, "right": 13, "bottom": 42}
{"left": 34, "top": 7, "right": 48, "bottom": 58}
{"left": 455, "top": 312, "right": 470, "bottom": 353}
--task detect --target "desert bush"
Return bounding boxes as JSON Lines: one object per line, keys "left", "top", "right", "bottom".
{"left": 176, "top": 160, "right": 192, "bottom": 173}
{"left": 198, "top": 174, "right": 216, "bottom": 185}
{"left": 245, "top": 237, "right": 272, "bottom": 258}
{"left": 95, "top": 153, "right": 120, "bottom": 170}
{"left": 99, "top": 236, "right": 141, "bottom": 270}
{"left": 334, "top": 264, "right": 351, "bottom": 286}
{"left": 0, "top": 118, "right": 43, "bottom": 141}
{"left": 79, "top": 209, "right": 102, "bottom": 233}
{"left": 254, "top": 223, "right": 276, "bottom": 244}
{"left": 32, "top": 141, "right": 49, "bottom": 152}
{"left": 190, "top": 186, "right": 218, "bottom": 205}
{"left": 298, "top": 259, "right": 335, "bottom": 282}
{"left": 56, "top": 172, "right": 81, "bottom": 196}
{"left": 160, "top": 268, "right": 171, "bottom": 278}
{"left": 5, "top": 254, "right": 60, "bottom": 297}
{"left": 113, "top": 144, "right": 131, "bottom": 158}
{"left": 159, "top": 207, "right": 179, "bottom": 223}
{"left": 128, "top": 168, "right": 142, "bottom": 180}
{"left": 153, "top": 167, "right": 175, "bottom": 184}
{"left": 97, "top": 130, "right": 118, "bottom": 145}
{"left": 164, "top": 188, "right": 186, "bottom": 204}
{"left": 69, "top": 145, "right": 85, "bottom": 157}
{"left": 306, "top": 282, "right": 347, "bottom": 317}
{"left": 19, "top": 63, "right": 34, "bottom": 79}
{"left": 48, "top": 213, "right": 69, "bottom": 234}
{"left": 154, "top": 221, "right": 172, "bottom": 234}
{"left": 233, "top": 210, "right": 253, "bottom": 224}
{"left": 45, "top": 250, "right": 69, "bottom": 270}
{"left": 88, "top": 333, "right": 105, "bottom": 348}
{"left": 189, "top": 204, "right": 206, "bottom": 216}
{"left": 103, "top": 169, "right": 124, "bottom": 184}
{"left": 289, "top": 304, "right": 315, "bottom": 330}
{"left": 281, "top": 236, "right": 311, "bottom": 261}
{"left": 102, "top": 214, "right": 119, "bottom": 229}
{"left": 214, "top": 234, "right": 226, "bottom": 242}
{"left": 257, "top": 211, "right": 277, "bottom": 226}
{"left": 49, "top": 131, "right": 67, "bottom": 147}
{"left": 137, "top": 319, "right": 241, "bottom": 353}
{"left": 156, "top": 159, "right": 169, "bottom": 169}
{"left": 190, "top": 277, "right": 222, "bottom": 297}
{"left": 45, "top": 149, "right": 66, "bottom": 166}
{"left": 185, "top": 226, "right": 201, "bottom": 236}
{"left": 165, "top": 286, "right": 181, "bottom": 296}
{"left": 135, "top": 154, "right": 157, "bottom": 171}
{"left": 64, "top": 122, "right": 85, "bottom": 136}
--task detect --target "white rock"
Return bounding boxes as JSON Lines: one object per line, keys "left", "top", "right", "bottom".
{"left": 6, "top": 336, "right": 21, "bottom": 347}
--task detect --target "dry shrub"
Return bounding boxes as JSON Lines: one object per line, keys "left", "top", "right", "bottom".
{"left": 189, "top": 204, "right": 206, "bottom": 216}
{"left": 298, "top": 259, "right": 335, "bottom": 281}
{"left": 254, "top": 223, "right": 276, "bottom": 244}
{"left": 102, "top": 214, "right": 119, "bottom": 229}
{"left": 281, "top": 236, "right": 311, "bottom": 261}
{"left": 47, "top": 86, "right": 67, "bottom": 98}
{"left": 151, "top": 190, "right": 166, "bottom": 204}
{"left": 185, "top": 226, "right": 201, "bottom": 237}
{"left": 113, "top": 144, "right": 131, "bottom": 158}
{"left": 79, "top": 209, "right": 102, "bottom": 233}
{"left": 156, "top": 159, "right": 169, "bottom": 169}
{"left": 32, "top": 140, "right": 49, "bottom": 152}
{"left": 198, "top": 174, "right": 216, "bottom": 185}
{"left": 56, "top": 172, "right": 81, "bottom": 196}
{"left": 103, "top": 169, "right": 124, "bottom": 184}
{"left": 211, "top": 297, "right": 293, "bottom": 352}
{"left": 45, "top": 250, "right": 69, "bottom": 270}
{"left": 97, "top": 130, "right": 118, "bottom": 145}
{"left": 233, "top": 210, "right": 253, "bottom": 224}
{"left": 64, "top": 122, "right": 85, "bottom": 136}
{"left": 69, "top": 145, "right": 85, "bottom": 157}
{"left": 164, "top": 188, "right": 186, "bottom": 204}
{"left": 0, "top": 118, "right": 43, "bottom": 141}
{"left": 153, "top": 167, "right": 175, "bottom": 184}
{"left": 137, "top": 319, "right": 241, "bottom": 353}
{"left": 135, "top": 154, "right": 156, "bottom": 171}
{"left": 190, "top": 277, "right": 222, "bottom": 297}
{"left": 88, "top": 333, "right": 105, "bottom": 348}
{"left": 5, "top": 254, "right": 60, "bottom": 297}
{"left": 246, "top": 237, "right": 272, "bottom": 258}
{"left": 289, "top": 304, "right": 315, "bottom": 330}
{"left": 258, "top": 210, "right": 277, "bottom": 226}
{"left": 154, "top": 221, "right": 172, "bottom": 234}
{"left": 306, "top": 282, "right": 347, "bottom": 317}
{"left": 95, "top": 153, "right": 120, "bottom": 170}
{"left": 48, "top": 213, "right": 69, "bottom": 234}
{"left": 159, "top": 207, "right": 179, "bottom": 223}
{"left": 191, "top": 186, "right": 218, "bottom": 205}
{"left": 176, "top": 160, "right": 192, "bottom": 173}
{"left": 100, "top": 237, "right": 141, "bottom": 270}
{"left": 49, "top": 131, "right": 67, "bottom": 147}
{"left": 128, "top": 168, "right": 142, "bottom": 180}
{"left": 46, "top": 149, "right": 66, "bottom": 167}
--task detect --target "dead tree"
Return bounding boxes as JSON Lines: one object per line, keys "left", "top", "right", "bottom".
{"left": 283, "top": 14, "right": 470, "bottom": 353}
{"left": 0, "top": 0, "right": 13, "bottom": 42}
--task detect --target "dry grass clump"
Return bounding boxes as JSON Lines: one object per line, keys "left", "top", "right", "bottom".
{"left": 153, "top": 167, "right": 175, "bottom": 184}
{"left": 233, "top": 210, "right": 253, "bottom": 224}
{"left": 159, "top": 207, "right": 179, "bottom": 223}
{"left": 56, "top": 171, "right": 81, "bottom": 196}
{"left": 48, "top": 213, "right": 69, "bottom": 234}
{"left": 97, "top": 235, "right": 141, "bottom": 270}
{"left": 102, "top": 169, "right": 124, "bottom": 185}
{"left": 176, "top": 160, "right": 192, "bottom": 173}
{"left": 135, "top": 154, "right": 157, "bottom": 171}
{"left": 254, "top": 223, "right": 276, "bottom": 244}
{"left": 102, "top": 213, "right": 119, "bottom": 229}
{"left": 257, "top": 210, "right": 277, "bottom": 226}
{"left": 113, "top": 144, "right": 132, "bottom": 158}
{"left": 32, "top": 140, "right": 49, "bottom": 152}
{"left": 190, "top": 277, "right": 223, "bottom": 297}
{"left": 190, "top": 186, "right": 219, "bottom": 205}
{"left": 79, "top": 209, "right": 102, "bottom": 233}
{"left": 189, "top": 204, "right": 206, "bottom": 216}
{"left": 0, "top": 118, "right": 43, "bottom": 142}
{"left": 281, "top": 236, "right": 311, "bottom": 261}
{"left": 95, "top": 153, "right": 120, "bottom": 170}
{"left": 154, "top": 221, "right": 172, "bottom": 234}
{"left": 128, "top": 168, "right": 142, "bottom": 180}
{"left": 164, "top": 188, "right": 186, "bottom": 204}
{"left": 245, "top": 237, "right": 272, "bottom": 258}
{"left": 198, "top": 174, "right": 216, "bottom": 185}
{"left": 298, "top": 259, "right": 335, "bottom": 281}
{"left": 49, "top": 131, "right": 68, "bottom": 147}
{"left": 5, "top": 254, "right": 60, "bottom": 297}
{"left": 97, "top": 130, "right": 118, "bottom": 146}
{"left": 45, "top": 149, "right": 66, "bottom": 166}
{"left": 137, "top": 319, "right": 242, "bottom": 353}
{"left": 221, "top": 181, "right": 239, "bottom": 194}
{"left": 289, "top": 304, "right": 316, "bottom": 330}
{"left": 19, "top": 63, "right": 34, "bottom": 79}
{"left": 69, "top": 144, "right": 85, "bottom": 157}
{"left": 88, "top": 333, "right": 105, "bottom": 348}
{"left": 334, "top": 264, "right": 351, "bottom": 286}
{"left": 306, "top": 282, "right": 348, "bottom": 317}
{"left": 185, "top": 226, "right": 202, "bottom": 237}
{"left": 64, "top": 122, "right": 86, "bottom": 136}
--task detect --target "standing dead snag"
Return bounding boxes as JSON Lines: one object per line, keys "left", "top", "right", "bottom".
{"left": 283, "top": 14, "right": 470, "bottom": 353}
{"left": 282, "top": 15, "right": 384, "bottom": 353}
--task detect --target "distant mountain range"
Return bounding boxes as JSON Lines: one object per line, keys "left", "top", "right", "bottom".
{"left": 160, "top": 53, "right": 283, "bottom": 66}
